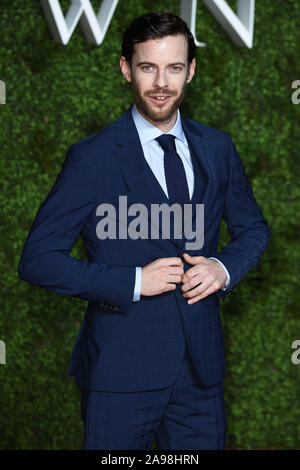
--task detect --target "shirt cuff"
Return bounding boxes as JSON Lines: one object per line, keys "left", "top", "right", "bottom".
{"left": 133, "top": 266, "right": 142, "bottom": 302}
{"left": 209, "top": 257, "right": 230, "bottom": 288}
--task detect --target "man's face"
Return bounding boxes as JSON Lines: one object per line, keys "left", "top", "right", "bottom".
{"left": 120, "top": 34, "right": 196, "bottom": 125}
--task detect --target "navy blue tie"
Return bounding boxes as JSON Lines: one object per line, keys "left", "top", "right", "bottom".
{"left": 155, "top": 134, "right": 190, "bottom": 205}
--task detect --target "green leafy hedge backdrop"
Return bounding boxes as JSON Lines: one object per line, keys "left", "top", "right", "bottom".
{"left": 0, "top": 0, "right": 299, "bottom": 450}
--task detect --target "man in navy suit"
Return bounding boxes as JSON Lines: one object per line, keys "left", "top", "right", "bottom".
{"left": 18, "top": 11, "right": 271, "bottom": 450}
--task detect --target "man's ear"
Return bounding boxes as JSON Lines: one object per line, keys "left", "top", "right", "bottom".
{"left": 120, "top": 56, "right": 132, "bottom": 83}
{"left": 186, "top": 58, "right": 196, "bottom": 84}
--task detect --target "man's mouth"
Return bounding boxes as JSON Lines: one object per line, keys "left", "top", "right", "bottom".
{"left": 148, "top": 95, "right": 172, "bottom": 104}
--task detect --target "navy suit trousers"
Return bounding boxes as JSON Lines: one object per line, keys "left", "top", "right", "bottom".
{"left": 80, "top": 344, "right": 227, "bottom": 450}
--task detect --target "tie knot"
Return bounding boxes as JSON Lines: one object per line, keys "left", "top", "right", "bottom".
{"left": 155, "top": 134, "right": 176, "bottom": 153}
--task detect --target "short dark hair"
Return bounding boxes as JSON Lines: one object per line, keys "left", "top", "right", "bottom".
{"left": 121, "top": 11, "right": 196, "bottom": 66}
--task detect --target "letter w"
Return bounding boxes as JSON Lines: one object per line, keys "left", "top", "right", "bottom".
{"left": 40, "top": 0, "right": 119, "bottom": 45}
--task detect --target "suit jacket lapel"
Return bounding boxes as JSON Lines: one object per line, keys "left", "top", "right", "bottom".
{"left": 178, "top": 116, "right": 214, "bottom": 252}
{"left": 112, "top": 106, "right": 168, "bottom": 207}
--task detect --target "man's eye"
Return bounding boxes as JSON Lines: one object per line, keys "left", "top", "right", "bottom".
{"left": 142, "top": 66, "right": 153, "bottom": 71}
{"left": 171, "top": 66, "right": 181, "bottom": 72}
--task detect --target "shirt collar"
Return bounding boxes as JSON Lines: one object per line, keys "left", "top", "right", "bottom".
{"left": 131, "top": 102, "right": 187, "bottom": 146}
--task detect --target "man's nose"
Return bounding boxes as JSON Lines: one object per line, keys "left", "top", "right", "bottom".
{"left": 153, "top": 70, "right": 168, "bottom": 89}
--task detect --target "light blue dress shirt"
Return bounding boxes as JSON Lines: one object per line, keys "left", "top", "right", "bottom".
{"left": 131, "top": 103, "right": 230, "bottom": 302}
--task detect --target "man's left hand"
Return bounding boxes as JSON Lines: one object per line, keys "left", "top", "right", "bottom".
{"left": 180, "top": 253, "right": 227, "bottom": 304}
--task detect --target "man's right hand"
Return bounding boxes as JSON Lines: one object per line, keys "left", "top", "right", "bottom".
{"left": 141, "top": 257, "right": 184, "bottom": 296}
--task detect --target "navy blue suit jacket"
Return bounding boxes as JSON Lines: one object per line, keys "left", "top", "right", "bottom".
{"left": 18, "top": 105, "right": 271, "bottom": 391}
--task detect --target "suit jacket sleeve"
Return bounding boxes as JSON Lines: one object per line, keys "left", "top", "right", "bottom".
{"left": 18, "top": 144, "right": 136, "bottom": 313}
{"left": 213, "top": 135, "right": 272, "bottom": 299}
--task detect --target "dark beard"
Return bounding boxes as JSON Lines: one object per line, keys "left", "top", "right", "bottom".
{"left": 131, "top": 79, "right": 187, "bottom": 123}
